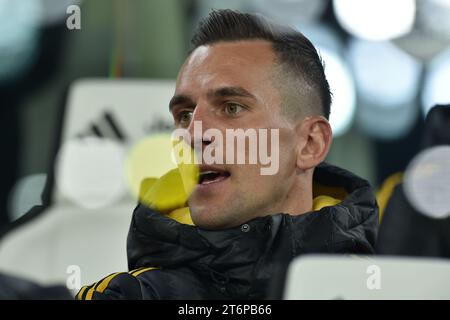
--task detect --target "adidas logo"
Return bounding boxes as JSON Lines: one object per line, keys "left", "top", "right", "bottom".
{"left": 76, "top": 110, "right": 127, "bottom": 142}
{"left": 75, "top": 110, "right": 173, "bottom": 142}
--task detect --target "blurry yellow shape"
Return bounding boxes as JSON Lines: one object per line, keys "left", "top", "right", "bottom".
{"left": 139, "top": 175, "right": 194, "bottom": 225}
{"left": 376, "top": 172, "right": 403, "bottom": 222}
{"left": 176, "top": 148, "right": 199, "bottom": 203}
{"left": 126, "top": 133, "right": 198, "bottom": 224}
{"left": 125, "top": 134, "right": 177, "bottom": 199}
{"left": 167, "top": 207, "right": 194, "bottom": 225}
{"left": 139, "top": 169, "right": 188, "bottom": 212}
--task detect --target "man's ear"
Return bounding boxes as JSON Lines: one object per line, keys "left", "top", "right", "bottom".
{"left": 295, "top": 116, "right": 332, "bottom": 170}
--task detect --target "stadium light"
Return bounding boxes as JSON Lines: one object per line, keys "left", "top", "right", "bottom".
{"left": 300, "top": 25, "right": 356, "bottom": 136}
{"left": 250, "top": 0, "right": 328, "bottom": 25}
{"left": 348, "top": 39, "right": 422, "bottom": 139}
{"left": 333, "top": 0, "right": 416, "bottom": 41}
{"left": 0, "top": 0, "right": 41, "bottom": 82}
{"left": 404, "top": 146, "right": 450, "bottom": 219}
{"left": 320, "top": 48, "right": 356, "bottom": 136}
{"left": 422, "top": 46, "right": 450, "bottom": 116}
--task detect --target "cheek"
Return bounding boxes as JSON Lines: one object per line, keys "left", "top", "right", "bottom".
{"left": 280, "top": 140, "right": 297, "bottom": 167}
{"left": 231, "top": 133, "right": 296, "bottom": 181}
{"left": 279, "top": 128, "right": 298, "bottom": 162}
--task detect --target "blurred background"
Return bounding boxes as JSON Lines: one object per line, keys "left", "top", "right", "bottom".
{"left": 0, "top": 0, "right": 449, "bottom": 288}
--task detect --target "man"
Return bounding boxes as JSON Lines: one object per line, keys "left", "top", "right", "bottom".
{"left": 77, "top": 10, "right": 378, "bottom": 300}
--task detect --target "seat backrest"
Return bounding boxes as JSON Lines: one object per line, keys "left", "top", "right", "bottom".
{"left": 53, "top": 78, "right": 175, "bottom": 204}
{"left": 284, "top": 255, "right": 450, "bottom": 299}
{"left": 0, "top": 79, "right": 176, "bottom": 290}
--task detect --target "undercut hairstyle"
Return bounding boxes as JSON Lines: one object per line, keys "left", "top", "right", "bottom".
{"left": 190, "top": 9, "right": 332, "bottom": 120}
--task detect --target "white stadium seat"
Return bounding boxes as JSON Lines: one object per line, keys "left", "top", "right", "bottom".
{"left": 0, "top": 78, "right": 176, "bottom": 292}
{"left": 284, "top": 255, "right": 450, "bottom": 299}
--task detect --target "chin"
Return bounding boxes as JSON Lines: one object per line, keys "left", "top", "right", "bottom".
{"left": 189, "top": 205, "right": 234, "bottom": 230}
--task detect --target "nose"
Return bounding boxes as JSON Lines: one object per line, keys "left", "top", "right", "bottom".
{"left": 186, "top": 103, "right": 213, "bottom": 152}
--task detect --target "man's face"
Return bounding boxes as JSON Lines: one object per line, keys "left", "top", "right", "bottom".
{"left": 170, "top": 40, "right": 300, "bottom": 229}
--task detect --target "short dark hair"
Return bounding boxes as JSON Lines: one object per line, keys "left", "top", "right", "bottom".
{"left": 190, "top": 9, "right": 331, "bottom": 119}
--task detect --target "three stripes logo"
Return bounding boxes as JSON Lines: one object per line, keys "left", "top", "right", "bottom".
{"left": 76, "top": 110, "right": 127, "bottom": 142}
{"left": 75, "top": 109, "right": 173, "bottom": 143}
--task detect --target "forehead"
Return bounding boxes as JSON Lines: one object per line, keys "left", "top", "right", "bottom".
{"left": 176, "top": 40, "right": 277, "bottom": 94}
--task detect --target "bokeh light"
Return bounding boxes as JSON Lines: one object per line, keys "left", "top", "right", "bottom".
{"left": 404, "top": 145, "right": 450, "bottom": 218}
{"left": 299, "top": 25, "right": 356, "bottom": 136}
{"left": 125, "top": 133, "right": 199, "bottom": 212}
{"left": 417, "top": 0, "right": 450, "bottom": 40}
{"left": 38, "top": 0, "right": 82, "bottom": 26}
{"left": 0, "top": 0, "right": 41, "bottom": 82}
{"left": 250, "top": 0, "right": 328, "bottom": 25}
{"left": 422, "top": 46, "right": 450, "bottom": 116}
{"left": 125, "top": 133, "right": 178, "bottom": 199}
{"left": 348, "top": 39, "right": 422, "bottom": 139}
{"left": 333, "top": 0, "right": 416, "bottom": 41}
{"left": 348, "top": 39, "right": 422, "bottom": 108}
{"left": 321, "top": 48, "right": 356, "bottom": 136}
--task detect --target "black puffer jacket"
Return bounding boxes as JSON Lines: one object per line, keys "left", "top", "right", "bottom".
{"left": 77, "top": 163, "right": 378, "bottom": 300}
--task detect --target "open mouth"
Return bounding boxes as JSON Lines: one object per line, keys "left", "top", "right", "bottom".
{"left": 198, "top": 168, "right": 231, "bottom": 185}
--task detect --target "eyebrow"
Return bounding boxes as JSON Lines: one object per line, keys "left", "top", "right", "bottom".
{"left": 169, "top": 86, "right": 256, "bottom": 111}
{"left": 169, "top": 95, "right": 194, "bottom": 112}
{"left": 207, "top": 86, "right": 256, "bottom": 100}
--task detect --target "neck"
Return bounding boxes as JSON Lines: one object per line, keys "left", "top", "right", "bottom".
{"left": 269, "top": 170, "right": 313, "bottom": 216}
{"left": 284, "top": 182, "right": 313, "bottom": 216}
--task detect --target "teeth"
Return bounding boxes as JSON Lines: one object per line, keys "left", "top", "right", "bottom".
{"left": 199, "top": 171, "right": 219, "bottom": 176}
{"left": 198, "top": 170, "right": 228, "bottom": 185}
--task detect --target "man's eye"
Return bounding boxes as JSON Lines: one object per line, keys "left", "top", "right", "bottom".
{"left": 177, "top": 111, "right": 193, "bottom": 126}
{"left": 224, "top": 103, "right": 244, "bottom": 117}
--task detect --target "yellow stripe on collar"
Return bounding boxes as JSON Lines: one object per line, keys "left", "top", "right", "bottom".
{"left": 312, "top": 195, "right": 342, "bottom": 211}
